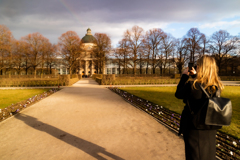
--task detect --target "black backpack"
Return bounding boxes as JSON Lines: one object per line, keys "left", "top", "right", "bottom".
{"left": 187, "top": 84, "right": 232, "bottom": 129}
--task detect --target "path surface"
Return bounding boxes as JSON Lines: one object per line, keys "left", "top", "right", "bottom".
{"left": 0, "top": 78, "right": 185, "bottom": 160}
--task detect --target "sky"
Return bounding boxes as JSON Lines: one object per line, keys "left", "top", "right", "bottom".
{"left": 0, "top": 0, "right": 240, "bottom": 47}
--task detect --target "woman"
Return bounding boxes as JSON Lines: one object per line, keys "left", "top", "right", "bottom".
{"left": 175, "top": 55, "right": 224, "bottom": 160}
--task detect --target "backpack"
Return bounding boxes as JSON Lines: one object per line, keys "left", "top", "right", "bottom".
{"left": 187, "top": 84, "right": 232, "bottom": 129}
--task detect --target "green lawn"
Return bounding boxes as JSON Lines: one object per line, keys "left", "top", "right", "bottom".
{"left": 121, "top": 86, "right": 240, "bottom": 139}
{"left": 0, "top": 89, "right": 49, "bottom": 109}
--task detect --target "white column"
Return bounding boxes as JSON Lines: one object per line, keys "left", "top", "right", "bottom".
{"left": 78, "top": 60, "right": 81, "bottom": 74}
{"left": 90, "top": 60, "right": 93, "bottom": 75}
{"left": 85, "top": 60, "right": 88, "bottom": 76}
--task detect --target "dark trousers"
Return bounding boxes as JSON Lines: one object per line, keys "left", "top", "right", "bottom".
{"left": 183, "top": 129, "right": 217, "bottom": 160}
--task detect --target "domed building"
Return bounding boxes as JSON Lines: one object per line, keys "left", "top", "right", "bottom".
{"left": 78, "top": 28, "right": 106, "bottom": 76}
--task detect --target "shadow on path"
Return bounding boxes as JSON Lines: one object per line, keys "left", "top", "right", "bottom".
{"left": 15, "top": 114, "right": 124, "bottom": 160}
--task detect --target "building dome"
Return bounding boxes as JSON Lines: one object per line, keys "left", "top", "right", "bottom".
{"left": 81, "top": 28, "right": 96, "bottom": 43}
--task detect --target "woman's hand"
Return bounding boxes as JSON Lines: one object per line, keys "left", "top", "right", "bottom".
{"left": 182, "top": 68, "right": 189, "bottom": 75}
{"left": 189, "top": 67, "right": 197, "bottom": 75}
{"left": 182, "top": 67, "right": 197, "bottom": 76}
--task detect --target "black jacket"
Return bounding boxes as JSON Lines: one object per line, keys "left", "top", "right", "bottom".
{"left": 175, "top": 74, "right": 221, "bottom": 135}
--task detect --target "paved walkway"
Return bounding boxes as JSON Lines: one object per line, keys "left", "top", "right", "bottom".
{"left": 0, "top": 78, "right": 185, "bottom": 160}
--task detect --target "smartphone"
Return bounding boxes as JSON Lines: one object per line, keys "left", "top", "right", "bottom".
{"left": 188, "top": 62, "right": 194, "bottom": 72}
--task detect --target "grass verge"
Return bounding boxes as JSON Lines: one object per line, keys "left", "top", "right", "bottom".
{"left": 121, "top": 86, "right": 240, "bottom": 139}
{"left": 0, "top": 89, "right": 49, "bottom": 109}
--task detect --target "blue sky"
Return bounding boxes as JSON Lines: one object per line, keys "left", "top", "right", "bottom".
{"left": 0, "top": 0, "right": 240, "bottom": 47}
{"left": 164, "top": 16, "right": 240, "bottom": 39}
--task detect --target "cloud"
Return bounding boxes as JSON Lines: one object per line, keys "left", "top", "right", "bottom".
{"left": 199, "top": 20, "right": 240, "bottom": 29}
{"left": 1, "top": 0, "right": 240, "bottom": 46}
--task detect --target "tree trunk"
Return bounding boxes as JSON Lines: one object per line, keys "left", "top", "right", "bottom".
{"left": 69, "top": 67, "right": 72, "bottom": 77}
{"left": 169, "top": 61, "right": 171, "bottom": 74}
{"left": 41, "top": 63, "right": 43, "bottom": 75}
{"left": 160, "top": 65, "right": 163, "bottom": 76}
{"left": 118, "top": 59, "right": 121, "bottom": 74}
{"left": 153, "top": 67, "right": 155, "bottom": 74}
{"left": 146, "top": 62, "right": 148, "bottom": 74}
{"left": 134, "top": 59, "right": 136, "bottom": 75}
{"left": 47, "top": 65, "right": 49, "bottom": 74}
{"left": 25, "top": 60, "right": 28, "bottom": 75}
{"left": 146, "top": 55, "right": 149, "bottom": 74}
{"left": 34, "top": 67, "right": 36, "bottom": 78}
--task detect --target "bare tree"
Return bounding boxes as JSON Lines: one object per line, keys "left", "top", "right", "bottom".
{"left": 142, "top": 38, "right": 151, "bottom": 74}
{"left": 117, "top": 38, "right": 130, "bottom": 74}
{"left": 21, "top": 32, "right": 50, "bottom": 77}
{"left": 160, "top": 33, "right": 176, "bottom": 75}
{"left": 21, "top": 41, "right": 32, "bottom": 75}
{"left": 112, "top": 48, "right": 122, "bottom": 75}
{"left": 40, "top": 38, "right": 52, "bottom": 75}
{"left": 201, "top": 34, "right": 209, "bottom": 56}
{"left": 93, "top": 33, "right": 111, "bottom": 74}
{"left": 124, "top": 25, "right": 144, "bottom": 75}
{"left": 138, "top": 50, "right": 146, "bottom": 74}
{"left": 184, "top": 28, "right": 204, "bottom": 62}
{"left": 0, "top": 25, "right": 13, "bottom": 75}
{"left": 175, "top": 38, "right": 189, "bottom": 74}
{"left": 58, "top": 31, "right": 82, "bottom": 76}
{"left": 46, "top": 44, "right": 57, "bottom": 74}
{"left": 11, "top": 40, "right": 26, "bottom": 75}
{"left": 210, "top": 30, "right": 239, "bottom": 74}
{"left": 145, "top": 28, "right": 164, "bottom": 74}
{"left": 113, "top": 37, "right": 132, "bottom": 74}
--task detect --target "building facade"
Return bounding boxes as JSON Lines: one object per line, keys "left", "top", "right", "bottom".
{"left": 78, "top": 28, "right": 100, "bottom": 76}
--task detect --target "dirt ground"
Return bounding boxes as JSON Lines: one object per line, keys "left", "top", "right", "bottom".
{"left": 0, "top": 79, "right": 185, "bottom": 160}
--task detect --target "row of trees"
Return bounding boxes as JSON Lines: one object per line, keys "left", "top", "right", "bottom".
{"left": 0, "top": 24, "right": 240, "bottom": 76}
{"left": 0, "top": 25, "right": 57, "bottom": 76}
{"left": 113, "top": 26, "right": 240, "bottom": 75}
{"left": 0, "top": 25, "right": 111, "bottom": 76}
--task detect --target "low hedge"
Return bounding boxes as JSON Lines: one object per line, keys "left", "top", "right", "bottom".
{"left": 0, "top": 79, "right": 59, "bottom": 87}
{"left": 0, "top": 74, "right": 82, "bottom": 87}
{"left": 220, "top": 76, "right": 240, "bottom": 81}
{"left": 95, "top": 77, "right": 180, "bottom": 85}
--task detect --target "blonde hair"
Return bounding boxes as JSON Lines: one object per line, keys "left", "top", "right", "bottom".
{"left": 193, "top": 55, "right": 224, "bottom": 93}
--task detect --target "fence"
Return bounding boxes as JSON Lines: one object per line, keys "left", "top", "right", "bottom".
{"left": 108, "top": 87, "right": 240, "bottom": 160}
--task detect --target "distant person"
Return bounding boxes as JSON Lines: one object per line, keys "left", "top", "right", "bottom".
{"left": 175, "top": 55, "right": 224, "bottom": 160}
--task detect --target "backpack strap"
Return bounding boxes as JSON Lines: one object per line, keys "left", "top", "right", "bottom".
{"left": 216, "top": 86, "right": 221, "bottom": 97}
{"left": 198, "top": 84, "right": 210, "bottom": 98}
{"left": 198, "top": 84, "right": 220, "bottom": 98}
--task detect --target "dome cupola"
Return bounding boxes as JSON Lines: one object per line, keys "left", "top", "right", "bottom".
{"left": 81, "top": 28, "right": 96, "bottom": 43}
